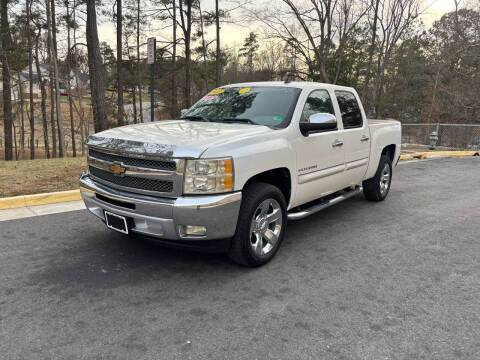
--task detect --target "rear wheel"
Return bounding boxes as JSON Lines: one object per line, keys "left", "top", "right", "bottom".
{"left": 363, "top": 155, "right": 392, "bottom": 201}
{"left": 228, "top": 183, "right": 287, "bottom": 267}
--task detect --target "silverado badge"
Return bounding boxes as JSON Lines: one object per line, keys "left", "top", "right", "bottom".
{"left": 109, "top": 163, "right": 126, "bottom": 176}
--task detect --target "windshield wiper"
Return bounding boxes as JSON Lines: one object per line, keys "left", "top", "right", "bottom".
{"left": 221, "top": 118, "right": 259, "bottom": 125}
{"left": 180, "top": 115, "right": 210, "bottom": 122}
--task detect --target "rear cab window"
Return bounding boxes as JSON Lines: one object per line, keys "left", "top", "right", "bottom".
{"left": 334, "top": 91, "right": 363, "bottom": 129}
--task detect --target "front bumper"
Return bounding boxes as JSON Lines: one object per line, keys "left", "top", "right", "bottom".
{"left": 79, "top": 173, "right": 242, "bottom": 241}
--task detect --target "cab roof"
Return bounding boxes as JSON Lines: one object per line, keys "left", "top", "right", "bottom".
{"left": 222, "top": 81, "right": 356, "bottom": 93}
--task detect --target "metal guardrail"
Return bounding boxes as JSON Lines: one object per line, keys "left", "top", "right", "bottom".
{"left": 402, "top": 123, "right": 480, "bottom": 150}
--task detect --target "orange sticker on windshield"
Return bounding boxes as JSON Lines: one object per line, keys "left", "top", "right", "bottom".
{"left": 209, "top": 88, "right": 225, "bottom": 95}
{"left": 238, "top": 87, "right": 251, "bottom": 94}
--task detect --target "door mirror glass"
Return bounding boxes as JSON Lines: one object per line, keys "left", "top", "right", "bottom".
{"left": 300, "top": 113, "right": 337, "bottom": 136}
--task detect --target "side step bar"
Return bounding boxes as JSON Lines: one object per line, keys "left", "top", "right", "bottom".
{"left": 287, "top": 186, "right": 363, "bottom": 220}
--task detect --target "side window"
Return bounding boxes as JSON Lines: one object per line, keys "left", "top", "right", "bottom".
{"left": 301, "top": 90, "right": 335, "bottom": 123}
{"left": 334, "top": 91, "right": 363, "bottom": 129}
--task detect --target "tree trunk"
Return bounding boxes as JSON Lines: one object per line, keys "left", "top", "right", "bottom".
{"left": 215, "top": 0, "right": 220, "bottom": 86}
{"left": 185, "top": 38, "right": 191, "bottom": 107}
{"left": 73, "top": 0, "right": 85, "bottom": 154}
{"left": 199, "top": 3, "right": 208, "bottom": 94}
{"left": 362, "top": 0, "right": 380, "bottom": 100}
{"left": 86, "top": 0, "right": 108, "bottom": 132}
{"left": 50, "top": 0, "right": 65, "bottom": 157}
{"left": 136, "top": 0, "right": 143, "bottom": 123}
{"left": 117, "top": 0, "right": 124, "bottom": 126}
{"left": 66, "top": 0, "right": 76, "bottom": 157}
{"left": 1, "top": 0, "right": 13, "bottom": 161}
{"left": 171, "top": 0, "right": 177, "bottom": 118}
{"left": 17, "top": 72, "right": 26, "bottom": 156}
{"left": 132, "top": 86, "right": 137, "bottom": 123}
{"left": 45, "top": 0, "right": 56, "bottom": 157}
{"left": 34, "top": 29, "right": 50, "bottom": 159}
{"left": 13, "top": 119, "right": 18, "bottom": 160}
{"left": 179, "top": 0, "right": 192, "bottom": 108}
{"left": 26, "top": 0, "right": 35, "bottom": 159}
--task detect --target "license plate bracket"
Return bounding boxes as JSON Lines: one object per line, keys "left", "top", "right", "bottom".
{"left": 104, "top": 211, "right": 129, "bottom": 234}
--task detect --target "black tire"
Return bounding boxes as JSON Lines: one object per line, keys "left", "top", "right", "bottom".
{"left": 228, "top": 182, "right": 287, "bottom": 267}
{"left": 363, "top": 155, "right": 392, "bottom": 201}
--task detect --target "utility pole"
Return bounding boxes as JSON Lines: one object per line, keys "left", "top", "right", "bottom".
{"left": 147, "top": 37, "right": 156, "bottom": 122}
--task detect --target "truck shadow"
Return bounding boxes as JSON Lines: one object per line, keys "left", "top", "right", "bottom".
{"left": 26, "top": 194, "right": 373, "bottom": 299}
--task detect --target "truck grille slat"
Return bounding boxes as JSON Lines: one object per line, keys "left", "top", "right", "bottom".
{"left": 89, "top": 149, "right": 176, "bottom": 171}
{"left": 89, "top": 166, "right": 174, "bottom": 193}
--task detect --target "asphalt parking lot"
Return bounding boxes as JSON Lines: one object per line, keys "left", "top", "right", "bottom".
{"left": 1, "top": 157, "right": 479, "bottom": 359}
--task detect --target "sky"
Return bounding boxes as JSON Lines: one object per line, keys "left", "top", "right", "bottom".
{"left": 95, "top": 0, "right": 460, "bottom": 53}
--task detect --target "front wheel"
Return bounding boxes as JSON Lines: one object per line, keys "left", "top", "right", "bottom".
{"left": 228, "top": 183, "right": 287, "bottom": 267}
{"left": 363, "top": 155, "right": 392, "bottom": 201}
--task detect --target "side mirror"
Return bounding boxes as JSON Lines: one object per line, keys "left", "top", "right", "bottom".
{"left": 180, "top": 109, "right": 188, "bottom": 117}
{"left": 300, "top": 113, "right": 337, "bottom": 136}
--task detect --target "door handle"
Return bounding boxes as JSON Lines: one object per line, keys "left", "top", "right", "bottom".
{"left": 360, "top": 135, "right": 370, "bottom": 142}
{"left": 332, "top": 139, "right": 344, "bottom": 147}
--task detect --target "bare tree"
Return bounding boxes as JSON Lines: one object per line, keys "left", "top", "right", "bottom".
{"left": 46, "top": 0, "right": 57, "bottom": 157}
{"left": 362, "top": 0, "right": 380, "bottom": 98}
{"left": 178, "top": 0, "right": 194, "bottom": 107}
{"left": 26, "top": 0, "right": 35, "bottom": 158}
{"left": 1, "top": 0, "right": 14, "bottom": 160}
{"left": 16, "top": 72, "right": 26, "bottom": 154}
{"left": 257, "top": 0, "right": 366, "bottom": 83}
{"left": 65, "top": 0, "right": 76, "bottom": 156}
{"left": 215, "top": 0, "right": 220, "bottom": 86}
{"left": 198, "top": 1, "right": 208, "bottom": 94}
{"left": 279, "top": 0, "right": 334, "bottom": 82}
{"left": 73, "top": 0, "right": 86, "bottom": 154}
{"left": 86, "top": 0, "right": 108, "bottom": 132}
{"left": 171, "top": 0, "right": 177, "bottom": 118}
{"left": 369, "top": 0, "right": 420, "bottom": 117}
{"left": 117, "top": 0, "right": 125, "bottom": 126}
{"left": 34, "top": 27, "right": 50, "bottom": 159}
{"left": 50, "top": 0, "right": 66, "bottom": 156}
{"left": 136, "top": 0, "right": 143, "bottom": 122}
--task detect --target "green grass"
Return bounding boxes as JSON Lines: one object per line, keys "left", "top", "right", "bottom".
{"left": 0, "top": 156, "right": 87, "bottom": 197}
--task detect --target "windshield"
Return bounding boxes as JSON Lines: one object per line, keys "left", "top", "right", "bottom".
{"left": 181, "top": 86, "right": 301, "bottom": 128}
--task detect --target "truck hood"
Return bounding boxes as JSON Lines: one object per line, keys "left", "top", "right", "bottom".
{"left": 86, "top": 120, "right": 272, "bottom": 158}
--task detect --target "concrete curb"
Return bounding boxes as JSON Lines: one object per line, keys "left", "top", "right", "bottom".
{"left": 400, "top": 150, "right": 479, "bottom": 161}
{"left": 1, "top": 151, "right": 478, "bottom": 210}
{"left": 0, "top": 190, "right": 81, "bottom": 210}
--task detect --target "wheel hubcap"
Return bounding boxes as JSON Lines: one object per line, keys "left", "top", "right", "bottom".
{"left": 379, "top": 163, "right": 391, "bottom": 196}
{"left": 249, "top": 198, "right": 283, "bottom": 256}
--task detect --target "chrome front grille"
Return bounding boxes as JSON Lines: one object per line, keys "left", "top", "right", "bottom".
{"left": 89, "top": 166, "right": 174, "bottom": 193}
{"left": 88, "top": 149, "right": 176, "bottom": 171}
{"left": 87, "top": 147, "right": 184, "bottom": 197}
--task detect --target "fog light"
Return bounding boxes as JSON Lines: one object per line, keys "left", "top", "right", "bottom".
{"left": 179, "top": 225, "right": 207, "bottom": 237}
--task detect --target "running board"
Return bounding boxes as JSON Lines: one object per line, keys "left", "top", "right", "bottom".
{"left": 287, "top": 186, "right": 363, "bottom": 220}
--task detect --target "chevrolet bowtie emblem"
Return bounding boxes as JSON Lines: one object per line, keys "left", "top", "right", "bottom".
{"left": 109, "top": 163, "right": 126, "bottom": 176}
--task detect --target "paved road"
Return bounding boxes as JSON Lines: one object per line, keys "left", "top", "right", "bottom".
{"left": 1, "top": 158, "right": 479, "bottom": 359}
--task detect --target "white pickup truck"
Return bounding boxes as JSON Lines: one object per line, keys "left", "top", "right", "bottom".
{"left": 80, "top": 82, "right": 401, "bottom": 266}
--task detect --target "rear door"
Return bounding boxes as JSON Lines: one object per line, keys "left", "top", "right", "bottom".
{"left": 334, "top": 90, "right": 370, "bottom": 186}
{"left": 294, "top": 89, "right": 346, "bottom": 207}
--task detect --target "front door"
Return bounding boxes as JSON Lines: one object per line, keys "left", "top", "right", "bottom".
{"left": 294, "top": 89, "right": 346, "bottom": 207}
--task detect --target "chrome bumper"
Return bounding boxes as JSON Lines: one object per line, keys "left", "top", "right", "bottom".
{"left": 79, "top": 173, "right": 242, "bottom": 240}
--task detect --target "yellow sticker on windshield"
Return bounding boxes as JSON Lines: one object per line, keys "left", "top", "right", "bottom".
{"left": 209, "top": 88, "right": 225, "bottom": 95}
{"left": 238, "top": 87, "right": 251, "bottom": 94}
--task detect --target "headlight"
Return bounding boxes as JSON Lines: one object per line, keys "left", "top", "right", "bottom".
{"left": 183, "top": 158, "right": 234, "bottom": 194}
